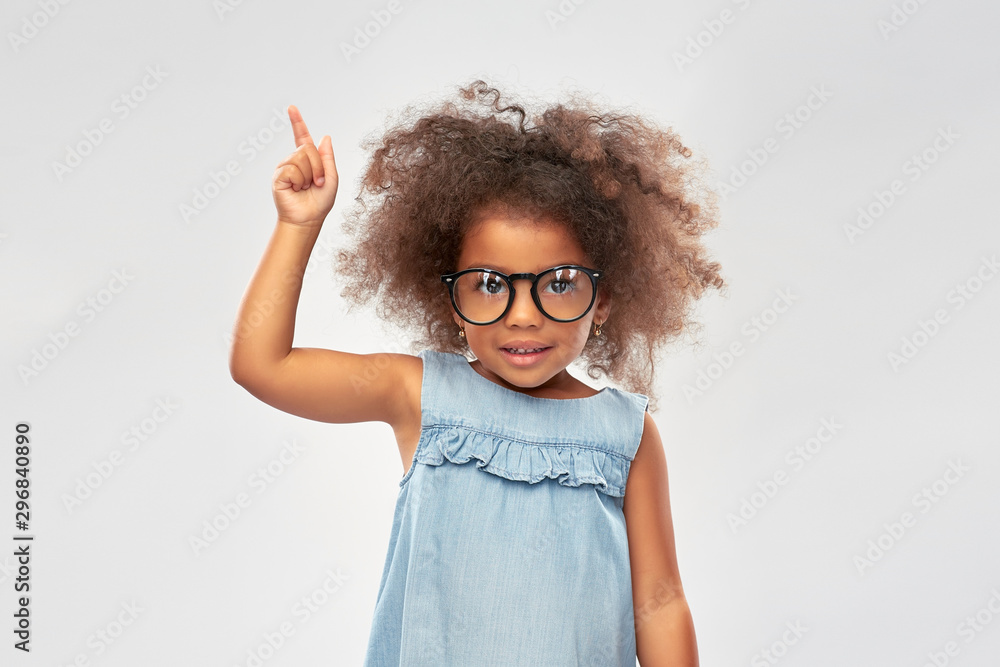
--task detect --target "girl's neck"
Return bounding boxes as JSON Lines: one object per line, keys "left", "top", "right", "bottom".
{"left": 467, "top": 358, "right": 600, "bottom": 400}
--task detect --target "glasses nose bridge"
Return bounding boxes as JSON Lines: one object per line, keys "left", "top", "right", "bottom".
{"left": 506, "top": 271, "right": 539, "bottom": 287}
{"left": 504, "top": 272, "right": 543, "bottom": 317}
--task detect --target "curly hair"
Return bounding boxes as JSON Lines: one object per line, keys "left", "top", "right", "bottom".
{"left": 335, "top": 80, "right": 725, "bottom": 409}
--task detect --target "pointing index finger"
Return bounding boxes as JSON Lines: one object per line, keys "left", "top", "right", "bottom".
{"left": 288, "top": 104, "right": 314, "bottom": 148}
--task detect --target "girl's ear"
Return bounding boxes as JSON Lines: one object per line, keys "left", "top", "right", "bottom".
{"left": 594, "top": 285, "right": 612, "bottom": 322}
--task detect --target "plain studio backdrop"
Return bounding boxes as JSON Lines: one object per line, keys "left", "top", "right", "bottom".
{"left": 2, "top": 0, "right": 998, "bottom": 665}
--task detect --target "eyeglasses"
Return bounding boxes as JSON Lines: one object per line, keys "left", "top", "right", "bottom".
{"left": 440, "top": 265, "right": 602, "bottom": 325}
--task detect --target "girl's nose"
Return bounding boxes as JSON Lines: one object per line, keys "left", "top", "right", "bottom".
{"left": 504, "top": 278, "right": 544, "bottom": 326}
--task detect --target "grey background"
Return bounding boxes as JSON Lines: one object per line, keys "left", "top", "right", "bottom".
{"left": 2, "top": 0, "right": 999, "bottom": 665}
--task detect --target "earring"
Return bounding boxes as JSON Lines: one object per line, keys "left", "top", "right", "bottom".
{"left": 458, "top": 324, "right": 466, "bottom": 338}
{"left": 593, "top": 321, "right": 603, "bottom": 337}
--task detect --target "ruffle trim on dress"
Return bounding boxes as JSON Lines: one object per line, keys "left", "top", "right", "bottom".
{"left": 415, "top": 424, "right": 632, "bottom": 497}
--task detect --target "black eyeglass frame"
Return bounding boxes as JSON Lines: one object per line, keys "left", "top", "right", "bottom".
{"left": 440, "top": 265, "right": 603, "bottom": 325}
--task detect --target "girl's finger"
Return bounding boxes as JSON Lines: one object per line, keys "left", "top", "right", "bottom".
{"left": 274, "top": 163, "right": 305, "bottom": 191}
{"left": 286, "top": 149, "right": 314, "bottom": 190}
{"left": 288, "top": 105, "right": 315, "bottom": 149}
{"left": 318, "top": 135, "right": 337, "bottom": 186}
{"left": 297, "top": 142, "right": 325, "bottom": 187}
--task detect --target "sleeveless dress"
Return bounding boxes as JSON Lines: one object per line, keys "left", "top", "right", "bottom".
{"left": 363, "top": 350, "right": 649, "bottom": 667}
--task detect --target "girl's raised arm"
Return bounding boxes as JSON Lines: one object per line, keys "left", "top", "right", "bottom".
{"left": 228, "top": 106, "right": 421, "bottom": 431}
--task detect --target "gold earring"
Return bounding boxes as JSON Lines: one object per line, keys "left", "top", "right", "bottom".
{"left": 458, "top": 324, "right": 466, "bottom": 338}
{"left": 593, "top": 321, "right": 603, "bottom": 337}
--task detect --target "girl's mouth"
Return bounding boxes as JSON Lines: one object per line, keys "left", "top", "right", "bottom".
{"left": 499, "top": 347, "right": 551, "bottom": 366}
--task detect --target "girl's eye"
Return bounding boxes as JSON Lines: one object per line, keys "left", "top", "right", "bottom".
{"left": 541, "top": 270, "right": 579, "bottom": 295}
{"left": 474, "top": 274, "right": 507, "bottom": 295}
{"left": 545, "top": 280, "right": 571, "bottom": 294}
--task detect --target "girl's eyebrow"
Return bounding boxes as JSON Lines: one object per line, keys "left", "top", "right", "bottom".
{"left": 457, "top": 261, "right": 584, "bottom": 273}
{"left": 458, "top": 262, "right": 507, "bottom": 271}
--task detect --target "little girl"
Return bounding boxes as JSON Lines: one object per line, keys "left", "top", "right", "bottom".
{"left": 230, "top": 80, "right": 723, "bottom": 666}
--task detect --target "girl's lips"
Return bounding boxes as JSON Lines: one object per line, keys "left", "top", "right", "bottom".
{"left": 499, "top": 346, "right": 551, "bottom": 366}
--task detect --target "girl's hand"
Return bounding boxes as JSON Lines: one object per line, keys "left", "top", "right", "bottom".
{"left": 272, "top": 105, "right": 338, "bottom": 229}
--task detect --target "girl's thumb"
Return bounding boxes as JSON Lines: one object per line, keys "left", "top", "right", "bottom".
{"left": 320, "top": 135, "right": 336, "bottom": 167}
{"left": 313, "top": 136, "right": 335, "bottom": 187}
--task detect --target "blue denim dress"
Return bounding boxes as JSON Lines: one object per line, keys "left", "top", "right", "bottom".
{"left": 363, "top": 350, "right": 649, "bottom": 666}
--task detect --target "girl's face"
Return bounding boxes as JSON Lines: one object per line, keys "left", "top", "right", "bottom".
{"left": 450, "top": 213, "right": 612, "bottom": 397}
